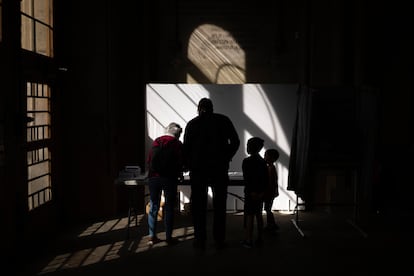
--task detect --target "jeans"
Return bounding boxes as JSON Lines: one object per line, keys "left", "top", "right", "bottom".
{"left": 148, "top": 176, "right": 177, "bottom": 240}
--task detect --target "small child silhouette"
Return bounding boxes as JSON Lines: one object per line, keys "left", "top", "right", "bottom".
{"left": 241, "top": 137, "right": 268, "bottom": 248}
{"left": 263, "top": 148, "right": 280, "bottom": 231}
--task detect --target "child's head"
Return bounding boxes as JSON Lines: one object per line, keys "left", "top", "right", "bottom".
{"left": 246, "top": 137, "right": 264, "bottom": 154}
{"left": 264, "top": 148, "right": 279, "bottom": 163}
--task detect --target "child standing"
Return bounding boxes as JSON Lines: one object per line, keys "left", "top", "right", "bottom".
{"left": 263, "top": 148, "right": 280, "bottom": 231}
{"left": 241, "top": 137, "right": 268, "bottom": 248}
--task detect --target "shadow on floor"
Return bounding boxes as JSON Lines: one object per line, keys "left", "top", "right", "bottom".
{"left": 18, "top": 210, "right": 412, "bottom": 275}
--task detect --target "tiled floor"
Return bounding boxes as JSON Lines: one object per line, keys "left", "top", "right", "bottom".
{"left": 18, "top": 209, "right": 412, "bottom": 275}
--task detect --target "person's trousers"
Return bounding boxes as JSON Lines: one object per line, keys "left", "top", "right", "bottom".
{"left": 190, "top": 171, "right": 228, "bottom": 243}
{"left": 264, "top": 198, "right": 276, "bottom": 226}
{"left": 148, "top": 176, "right": 177, "bottom": 239}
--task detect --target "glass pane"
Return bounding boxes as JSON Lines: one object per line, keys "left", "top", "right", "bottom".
{"left": 35, "top": 23, "right": 53, "bottom": 57}
{"left": 21, "top": 15, "right": 34, "bottom": 52}
{"left": 28, "top": 159, "right": 50, "bottom": 180}
{"left": 28, "top": 174, "right": 52, "bottom": 209}
{"left": 21, "top": 0, "right": 33, "bottom": 16}
{"left": 27, "top": 147, "right": 52, "bottom": 210}
{"left": 34, "top": 0, "right": 52, "bottom": 25}
{"left": 26, "top": 83, "right": 52, "bottom": 142}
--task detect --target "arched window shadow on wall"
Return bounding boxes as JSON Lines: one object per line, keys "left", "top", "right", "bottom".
{"left": 185, "top": 24, "right": 246, "bottom": 84}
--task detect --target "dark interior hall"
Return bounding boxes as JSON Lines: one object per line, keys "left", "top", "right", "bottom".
{"left": 0, "top": 0, "right": 413, "bottom": 274}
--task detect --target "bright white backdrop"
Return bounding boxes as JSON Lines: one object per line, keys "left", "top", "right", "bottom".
{"left": 146, "top": 83, "right": 298, "bottom": 211}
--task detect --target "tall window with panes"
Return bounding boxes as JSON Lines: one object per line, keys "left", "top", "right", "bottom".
{"left": 21, "top": 0, "right": 54, "bottom": 210}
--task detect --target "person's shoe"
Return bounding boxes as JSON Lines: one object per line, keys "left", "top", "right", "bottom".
{"left": 240, "top": 240, "right": 253, "bottom": 249}
{"left": 147, "top": 236, "right": 162, "bottom": 246}
{"left": 166, "top": 237, "right": 179, "bottom": 246}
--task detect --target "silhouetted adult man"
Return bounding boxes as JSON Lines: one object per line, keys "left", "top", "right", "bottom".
{"left": 183, "top": 98, "right": 240, "bottom": 250}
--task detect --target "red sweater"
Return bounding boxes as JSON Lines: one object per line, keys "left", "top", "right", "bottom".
{"left": 147, "top": 135, "right": 184, "bottom": 178}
